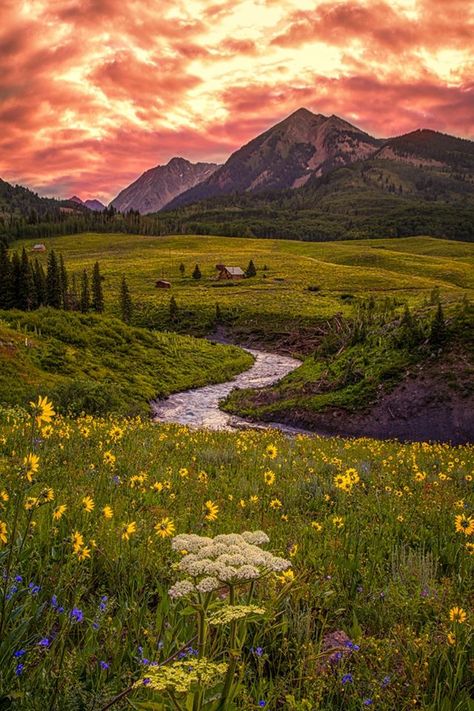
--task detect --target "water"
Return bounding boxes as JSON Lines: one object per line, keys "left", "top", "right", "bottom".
{"left": 152, "top": 348, "right": 305, "bottom": 433}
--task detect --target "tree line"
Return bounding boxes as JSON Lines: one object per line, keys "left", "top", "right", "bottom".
{"left": 0, "top": 245, "right": 104, "bottom": 313}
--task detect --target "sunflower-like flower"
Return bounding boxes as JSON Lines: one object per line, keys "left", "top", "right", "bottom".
{"left": 30, "top": 396, "right": 55, "bottom": 427}
{"left": 122, "top": 521, "right": 137, "bottom": 540}
{"left": 203, "top": 500, "right": 219, "bottom": 522}
{"left": 155, "top": 517, "right": 176, "bottom": 539}
{"left": 23, "top": 453, "right": 40, "bottom": 483}
{"left": 53, "top": 504, "right": 67, "bottom": 521}
{"left": 0, "top": 521, "right": 7, "bottom": 545}
{"left": 82, "top": 496, "right": 95, "bottom": 513}
{"left": 454, "top": 515, "right": 474, "bottom": 536}
{"left": 449, "top": 606, "right": 467, "bottom": 624}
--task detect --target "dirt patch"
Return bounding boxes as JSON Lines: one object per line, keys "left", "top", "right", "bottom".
{"left": 257, "top": 351, "right": 474, "bottom": 444}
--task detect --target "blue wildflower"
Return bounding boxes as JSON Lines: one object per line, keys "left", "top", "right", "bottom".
{"left": 363, "top": 700, "right": 373, "bottom": 706}
{"left": 143, "top": 678, "right": 151, "bottom": 686}
{"left": 70, "top": 607, "right": 84, "bottom": 623}
{"left": 258, "top": 702, "right": 266, "bottom": 708}
{"left": 28, "top": 583, "right": 40, "bottom": 595}
{"left": 38, "top": 638, "right": 50, "bottom": 647}
{"left": 100, "top": 661, "right": 110, "bottom": 670}
{"left": 342, "top": 674, "right": 353, "bottom": 684}
{"left": 15, "top": 663, "right": 24, "bottom": 676}
{"left": 381, "top": 675, "right": 391, "bottom": 688}
{"left": 13, "top": 649, "right": 26, "bottom": 658}
{"left": 15, "top": 575, "right": 23, "bottom": 583}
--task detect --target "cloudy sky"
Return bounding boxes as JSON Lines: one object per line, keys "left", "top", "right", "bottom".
{"left": 0, "top": 0, "right": 472, "bottom": 202}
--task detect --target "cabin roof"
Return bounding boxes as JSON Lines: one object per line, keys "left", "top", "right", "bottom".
{"left": 223, "top": 266, "right": 245, "bottom": 275}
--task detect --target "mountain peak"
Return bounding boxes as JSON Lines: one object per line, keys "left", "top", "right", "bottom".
{"left": 110, "top": 158, "right": 220, "bottom": 213}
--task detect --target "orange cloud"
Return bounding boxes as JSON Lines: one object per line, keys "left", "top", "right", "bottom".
{"left": 0, "top": 0, "right": 472, "bottom": 202}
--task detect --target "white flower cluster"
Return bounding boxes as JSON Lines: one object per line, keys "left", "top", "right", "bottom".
{"left": 168, "top": 531, "right": 290, "bottom": 599}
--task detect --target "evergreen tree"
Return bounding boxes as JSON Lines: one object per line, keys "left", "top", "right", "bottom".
{"left": 33, "top": 260, "right": 46, "bottom": 306}
{"left": 169, "top": 295, "right": 178, "bottom": 321}
{"left": 46, "top": 250, "right": 62, "bottom": 308}
{"left": 430, "top": 303, "right": 447, "bottom": 345}
{"left": 91, "top": 261, "right": 104, "bottom": 312}
{"left": 119, "top": 276, "right": 133, "bottom": 323}
{"left": 192, "top": 264, "right": 202, "bottom": 280}
{"left": 179, "top": 263, "right": 185, "bottom": 276}
{"left": 10, "top": 251, "right": 21, "bottom": 309}
{"left": 215, "top": 302, "right": 222, "bottom": 323}
{"left": 0, "top": 243, "right": 14, "bottom": 309}
{"left": 70, "top": 273, "right": 79, "bottom": 311}
{"left": 80, "top": 270, "right": 90, "bottom": 313}
{"left": 59, "top": 254, "right": 69, "bottom": 309}
{"left": 245, "top": 259, "right": 256, "bottom": 277}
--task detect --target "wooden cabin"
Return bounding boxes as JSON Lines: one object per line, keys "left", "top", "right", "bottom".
{"left": 155, "top": 280, "right": 171, "bottom": 289}
{"left": 31, "top": 243, "right": 46, "bottom": 253}
{"left": 216, "top": 266, "right": 245, "bottom": 280}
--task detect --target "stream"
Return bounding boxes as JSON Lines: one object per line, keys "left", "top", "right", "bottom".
{"left": 152, "top": 347, "right": 307, "bottom": 434}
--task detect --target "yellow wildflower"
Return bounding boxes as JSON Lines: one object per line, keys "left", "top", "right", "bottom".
{"left": 72, "top": 531, "right": 84, "bottom": 552}
{"left": 0, "top": 521, "right": 7, "bottom": 545}
{"left": 332, "top": 516, "right": 344, "bottom": 529}
{"left": 447, "top": 631, "right": 456, "bottom": 646}
{"left": 82, "top": 496, "right": 95, "bottom": 513}
{"left": 102, "top": 505, "right": 113, "bottom": 519}
{"left": 0, "top": 490, "right": 9, "bottom": 503}
{"left": 269, "top": 498, "right": 282, "bottom": 509}
{"left": 265, "top": 444, "right": 278, "bottom": 460}
{"left": 154, "top": 517, "right": 176, "bottom": 539}
{"left": 449, "top": 607, "right": 467, "bottom": 624}
{"left": 277, "top": 569, "right": 295, "bottom": 584}
{"left": 122, "top": 521, "right": 137, "bottom": 540}
{"left": 264, "top": 470, "right": 275, "bottom": 486}
{"left": 454, "top": 515, "right": 474, "bottom": 536}
{"left": 53, "top": 504, "right": 67, "bottom": 520}
{"left": 23, "top": 453, "right": 40, "bottom": 482}
{"left": 30, "top": 395, "right": 55, "bottom": 427}
{"left": 311, "top": 521, "right": 323, "bottom": 532}
{"left": 75, "top": 546, "right": 91, "bottom": 561}
{"left": 203, "top": 500, "right": 219, "bottom": 521}
{"left": 103, "top": 451, "right": 116, "bottom": 466}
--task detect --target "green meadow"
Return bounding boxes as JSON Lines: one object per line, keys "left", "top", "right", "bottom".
{"left": 14, "top": 234, "right": 474, "bottom": 342}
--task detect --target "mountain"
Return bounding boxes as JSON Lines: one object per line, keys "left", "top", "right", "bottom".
{"left": 68, "top": 195, "right": 106, "bottom": 211}
{"left": 164, "top": 108, "right": 382, "bottom": 209}
{"left": 84, "top": 199, "right": 106, "bottom": 212}
{"left": 110, "top": 157, "right": 220, "bottom": 214}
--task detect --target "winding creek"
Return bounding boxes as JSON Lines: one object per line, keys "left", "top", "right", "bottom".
{"left": 152, "top": 347, "right": 306, "bottom": 434}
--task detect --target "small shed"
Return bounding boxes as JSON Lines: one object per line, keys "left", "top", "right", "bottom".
{"left": 155, "top": 279, "right": 171, "bottom": 289}
{"left": 217, "top": 266, "right": 245, "bottom": 280}
{"left": 31, "top": 243, "right": 46, "bottom": 252}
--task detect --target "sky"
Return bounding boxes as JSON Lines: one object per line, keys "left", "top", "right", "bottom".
{"left": 0, "top": 0, "right": 472, "bottom": 203}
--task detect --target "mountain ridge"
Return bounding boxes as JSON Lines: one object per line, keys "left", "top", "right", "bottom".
{"left": 109, "top": 157, "right": 220, "bottom": 214}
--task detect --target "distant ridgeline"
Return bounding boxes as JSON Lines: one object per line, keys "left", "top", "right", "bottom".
{"left": 1, "top": 115, "right": 474, "bottom": 242}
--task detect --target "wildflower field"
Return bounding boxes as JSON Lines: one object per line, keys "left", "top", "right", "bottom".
{"left": 0, "top": 399, "right": 472, "bottom": 709}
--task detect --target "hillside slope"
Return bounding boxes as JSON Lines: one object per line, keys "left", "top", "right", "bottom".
{"left": 0, "top": 309, "right": 252, "bottom": 415}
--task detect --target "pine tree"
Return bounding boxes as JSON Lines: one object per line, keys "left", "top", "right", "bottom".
{"left": 10, "top": 252, "right": 21, "bottom": 309}
{"left": 70, "top": 273, "right": 79, "bottom": 311}
{"left": 430, "top": 303, "right": 447, "bottom": 345}
{"left": 215, "top": 302, "right": 222, "bottom": 322}
{"left": 91, "top": 261, "right": 104, "bottom": 312}
{"left": 192, "top": 264, "right": 202, "bottom": 280}
{"left": 46, "top": 250, "right": 62, "bottom": 308}
{"left": 169, "top": 295, "right": 178, "bottom": 321}
{"left": 80, "top": 270, "right": 90, "bottom": 313}
{"left": 245, "top": 259, "right": 256, "bottom": 277}
{"left": 179, "top": 263, "right": 185, "bottom": 276}
{"left": 59, "top": 254, "right": 69, "bottom": 309}
{"left": 0, "top": 243, "right": 14, "bottom": 309}
{"left": 119, "top": 276, "right": 133, "bottom": 323}
{"left": 33, "top": 260, "right": 46, "bottom": 306}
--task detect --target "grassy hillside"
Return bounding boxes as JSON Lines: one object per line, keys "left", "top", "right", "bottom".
{"left": 0, "top": 408, "right": 472, "bottom": 708}
{"left": 13, "top": 234, "right": 474, "bottom": 347}
{"left": 0, "top": 309, "right": 252, "bottom": 415}
{"left": 223, "top": 300, "right": 474, "bottom": 443}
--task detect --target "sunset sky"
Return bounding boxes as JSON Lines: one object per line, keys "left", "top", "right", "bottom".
{"left": 0, "top": 0, "right": 473, "bottom": 202}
